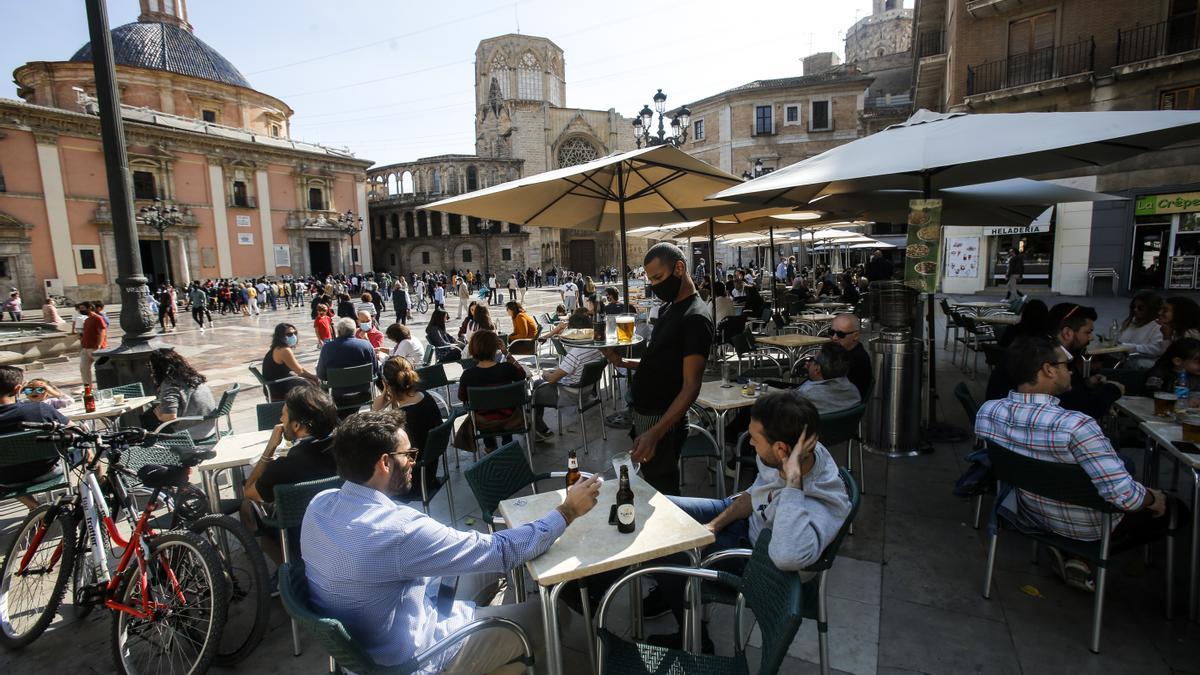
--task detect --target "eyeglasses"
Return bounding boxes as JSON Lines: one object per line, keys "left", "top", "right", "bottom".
{"left": 831, "top": 329, "right": 859, "bottom": 338}
{"left": 389, "top": 449, "right": 419, "bottom": 461}
{"left": 21, "top": 387, "right": 46, "bottom": 395}
{"left": 1048, "top": 360, "right": 1071, "bottom": 369}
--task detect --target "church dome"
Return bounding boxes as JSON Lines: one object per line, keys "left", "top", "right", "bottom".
{"left": 70, "top": 20, "right": 251, "bottom": 89}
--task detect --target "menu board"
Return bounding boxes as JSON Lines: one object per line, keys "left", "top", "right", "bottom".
{"left": 903, "top": 199, "right": 944, "bottom": 293}
{"left": 1169, "top": 256, "right": 1197, "bottom": 290}
{"left": 945, "top": 236, "right": 979, "bottom": 278}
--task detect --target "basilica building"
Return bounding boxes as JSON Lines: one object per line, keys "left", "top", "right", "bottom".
{"left": 367, "top": 34, "right": 644, "bottom": 277}
{"left": 0, "top": 0, "right": 372, "bottom": 303}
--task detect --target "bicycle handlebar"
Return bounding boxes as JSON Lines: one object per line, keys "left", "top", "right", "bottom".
{"left": 24, "top": 420, "right": 169, "bottom": 448}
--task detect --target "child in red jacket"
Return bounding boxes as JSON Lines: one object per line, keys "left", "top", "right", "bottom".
{"left": 313, "top": 303, "right": 333, "bottom": 346}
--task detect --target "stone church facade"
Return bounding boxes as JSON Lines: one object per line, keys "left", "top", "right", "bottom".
{"left": 368, "top": 34, "right": 643, "bottom": 277}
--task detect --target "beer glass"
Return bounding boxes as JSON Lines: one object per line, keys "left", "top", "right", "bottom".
{"left": 1183, "top": 412, "right": 1200, "bottom": 443}
{"left": 616, "top": 314, "right": 636, "bottom": 343}
{"left": 1154, "top": 391, "right": 1177, "bottom": 417}
{"left": 610, "top": 451, "right": 639, "bottom": 477}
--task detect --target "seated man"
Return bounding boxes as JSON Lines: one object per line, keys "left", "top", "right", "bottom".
{"left": 301, "top": 410, "right": 602, "bottom": 673}
{"left": 828, "top": 314, "right": 872, "bottom": 400}
{"left": 0, "top": 365, "right": 68, "bottom": 510}
{"left": 317, "top": 317, "right": 379, "bottom": 408}
{"left": 241, "top": 384, "right": 339, "bottom": 564}
{"left": 976, "top": 336, "right": 1170, "bottom": 591}
{"left": 531, "top": 312, "right": 607, "bottom": 440}
{"left": 646, "top": 393, "right": 851, "bottom": 648}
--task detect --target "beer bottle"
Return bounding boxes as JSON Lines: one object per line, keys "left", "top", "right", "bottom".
{"left": 565, "top": 449, "right": 581, "bottom": 488}
{"left": 616, "top": 465, "right": 635, "bottom": 533}
{"left": 83, "top": 384, "right": 96, "bottom": 413}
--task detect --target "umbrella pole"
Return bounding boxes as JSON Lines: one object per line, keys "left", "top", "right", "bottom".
{"left": 617, "top": 163, "right": 630, "bottom": 308}
{"left": 768, "top": 225, "right": 777, "bottom": 317}
{"left": 708, "top": 218, "right": 717, "bottom": 320}
{"left": 920, "top": 172, "right": 968, "bottom": 443}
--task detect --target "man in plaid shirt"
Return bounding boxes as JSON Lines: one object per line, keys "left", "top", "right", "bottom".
{"left": 976, "top": 336, "right": 1168, "bottom": 585}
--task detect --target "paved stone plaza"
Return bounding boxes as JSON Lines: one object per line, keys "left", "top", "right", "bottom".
{"left": 2, "top": 288, "right": 1199, "bottom": 674}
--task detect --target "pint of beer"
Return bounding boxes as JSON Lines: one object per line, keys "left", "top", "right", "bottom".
{"left": 1154, "top": 391, "right": 1178, "bottom": 417}
{"left": 616, "top": 314, "right": 636, "bottom": 343}
{"left": 1183, "top": 412, "right": 1200, "bottom": 442}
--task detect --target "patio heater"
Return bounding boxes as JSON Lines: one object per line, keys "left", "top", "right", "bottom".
{"left": 862, "top": 281, "right": 932, "bottom": 457}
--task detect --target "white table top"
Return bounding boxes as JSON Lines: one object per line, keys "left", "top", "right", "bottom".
{"left": 977, "top": 313, "right": 1020, "bottom": 326}
{"left": 1138, "top": 421, "right": 1200, "bottom": 469}
{"left": 696, "top": 380, "right": 768, "bottom": 412}
{"left": 757, "top": 334, "right": 831, "bottom": 349}
{"left": 62, "top": 395, "right": 156, "bottom": 422}
{"left": 954, "top": 301, "right": 1009, "bottom": 309}
{"left": 1086, "top": 343, "right": 1136, "bottom": 357}
{"left": 198, "top": 429, "right": 274, "bottom": 473}
{"left": 1115, "top": 396, "right": 1161, "bottom": 424}
{"left": 499, "top": 473, "right": 714, "bottom": 586}
{"left": 793, "top": 314, "right": 836, "bottom": 323}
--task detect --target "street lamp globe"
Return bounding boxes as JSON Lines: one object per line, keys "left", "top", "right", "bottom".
{"left": 678, "top": 104, "right": 691, "bottom": 130}
{"left": 653, "top": 89, "right": 667, "bottom": 114}
{"left": 639, "top": 104, "right": 654, "bottom": 129}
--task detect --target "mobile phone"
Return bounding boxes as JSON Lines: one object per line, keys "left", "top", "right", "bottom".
{"left": 608, "top": 504, "right": 618, "bottom": 526}
{"left": 1173, "top": 441, "right": 1200, "bottom": 455}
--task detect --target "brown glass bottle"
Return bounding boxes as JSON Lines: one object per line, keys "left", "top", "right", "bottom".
{"left": 565, "top": 449, "right": 581, "bottom": 488}
{"left": 616, "top": 465, "right": 635, "bottom": 533}
{"left": 83, "top": 384, "right": 96, "bottom": 413}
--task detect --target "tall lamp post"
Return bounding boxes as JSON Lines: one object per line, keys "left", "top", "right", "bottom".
{"left": 338, "top": 210, "right": 364, "bottom": 275}
{"left": 139, "top": 198, "right": 180, "bottom": 287}
{"left": 481, "top": 218, "right": 498, "bottom": 278}
{"left": 633, "top": 90, "right": 691, "bottom": 148}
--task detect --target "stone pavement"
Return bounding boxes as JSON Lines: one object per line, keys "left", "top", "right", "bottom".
{"left": 2, "top": 288, "right": 1199, "bottom": 673}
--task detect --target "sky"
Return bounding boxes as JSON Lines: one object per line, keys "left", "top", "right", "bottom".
{"left": 1, "top": 0, "right": 904, "bottom": 167}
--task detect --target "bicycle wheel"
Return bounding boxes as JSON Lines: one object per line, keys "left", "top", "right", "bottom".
{"left": 188, "top": 514, "right": 270, "bottom": 665}
{"left": 0, "top": 504, "right": 77, "bottom": 648}
{"left": 111, "top": 531, "right": 227, "bottom": 675}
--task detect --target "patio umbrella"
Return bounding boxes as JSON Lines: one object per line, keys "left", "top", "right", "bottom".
{"left": 706, "top": 108, "right": 1196, "bottom": 442}
{"left": 425, "top": 144, "right": 750, "bottom": 304}
{"left": 710, "top": 108, "right": 1200, "bottom": 205}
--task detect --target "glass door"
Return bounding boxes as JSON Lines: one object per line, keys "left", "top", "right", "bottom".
{"left": 1132, "top": 219, "right": 1171, "bottom": 289}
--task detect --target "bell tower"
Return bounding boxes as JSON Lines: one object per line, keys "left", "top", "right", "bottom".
{"left": 139, "top": 0, "right": 192, "bottom": 31}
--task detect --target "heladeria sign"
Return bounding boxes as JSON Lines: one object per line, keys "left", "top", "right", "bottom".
{"left": 1136, "top": 192, "right": 1200, "bottom": 216}
{"left": 983, "top": 224, "right": 1049, "bottom": 236}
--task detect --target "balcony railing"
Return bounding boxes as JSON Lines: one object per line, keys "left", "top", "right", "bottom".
{"left": 967, "top": 37, "right": 1094, "bottom": 96}
{"left": 917, "top": 29, "right": 946, "bottom": 58}
{"left": 1117, "top": 13, "right": 1200, "bottom": 65}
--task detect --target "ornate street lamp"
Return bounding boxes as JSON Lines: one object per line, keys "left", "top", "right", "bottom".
{"left": 632, "top": 89, "right": 691, "bottom": 148}
{"left": 139, "top": 198, "right": 180, "bottom": 286}
{"left": 338, "top": 209, "right": 364, "bottom": 275}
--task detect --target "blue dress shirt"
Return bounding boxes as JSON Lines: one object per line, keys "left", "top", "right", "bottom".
{"left": 300, "top": 481, "right": 566, "bottom": 670}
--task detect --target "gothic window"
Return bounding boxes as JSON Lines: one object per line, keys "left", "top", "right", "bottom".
{"left": 557, "top": 138, "right": 599, "bottom": 168}
{"left": 518, "top": 52, "right": 541, "bottom": 100}
{"left": 405, "top": 211, "right": 415, "bottom": 238}
{"left": 388, "top": 174, "right": 398, "bottom": 196}
{"left": 401, "top": 171, "right": 414, "bottom": 194}
{"left": 467, "top": 166, "right": 478, "bottom": 191}
{"left": 432, "top": 170, "right": 441, "bottom": 193}
{"left": 548, "top": 76, "right": 561, "bottom": 106}
{"left": 491, "top": 53, "right": 511, "bottom": 99}
{"left": 133, "top": 171, "right": 157, "bottom": 200}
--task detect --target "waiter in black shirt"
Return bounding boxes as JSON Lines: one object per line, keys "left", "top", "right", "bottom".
{"left": 604, "top": 243, "right": 712, "bottom": 495}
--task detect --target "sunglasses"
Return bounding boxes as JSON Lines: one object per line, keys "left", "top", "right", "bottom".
{"left": 22, "top": 387, "right": 47, "bottom": 395}
{"left": 831, "top": 329, "right": 859, "bottom": 338}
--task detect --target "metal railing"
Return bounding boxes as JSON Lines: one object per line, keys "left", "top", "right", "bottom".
{"left": 967, "top": 37, "right": 1094, "bottom": 95}
{"left": 1117, "top": 13, "right": 1200, "bottom": 65}
{"left": 917, "top": 29, "right": 946, "bottom": 58}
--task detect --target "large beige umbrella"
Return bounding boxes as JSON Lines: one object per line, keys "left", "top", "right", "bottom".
{"left": 425, "top": 145, "right": 752, "bottom": 302}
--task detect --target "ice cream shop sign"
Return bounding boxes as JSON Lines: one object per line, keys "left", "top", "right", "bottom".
{"left": 1137, "top": 192, "right": 1200, "bottom": 216}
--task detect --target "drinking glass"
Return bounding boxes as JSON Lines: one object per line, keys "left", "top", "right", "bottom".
{"left": 616, "top": 314, "right": 636, "bottom": 343}
{"left": 610, "top": 451, "right": 639, "bottom": 477}
{"left": 1154, "top": 391, "right": 1177, "bottom": 417}
{"left": 99, "top": 388, "right": 113, "bottom": 406}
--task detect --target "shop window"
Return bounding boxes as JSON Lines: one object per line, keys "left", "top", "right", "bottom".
{"left": 1160, "top": 85, "right": 1200, "bottom": 110}
{"left": 754, "top": 105, "right": 773, "bottom": 135}
{"left": 232, "top": 181, "right": 249, "bottom": 207}
{"left": 462, "top": 249, "right": 473, "bottom": 263}
{"left": 502, "top": 248, "right": 512, "bottom": 261}
{"left": 133, "top": 171, "right": 157, "bottom": 200}
{"left": 810, "top": 100, "right": 831, "bottom": 131}
{"left": 422, "top": 251, "right": 430, "bottom": 264}
{"left": 308, "top": 187, "right": 324, "bottom": 211}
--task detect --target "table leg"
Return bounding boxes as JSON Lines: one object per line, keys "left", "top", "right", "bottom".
{"left": 715, "top": 410, "right": 728, "bottom": 497}
{"left": 539, "top": 584, "right": 563, "bottom": 675}
{"left": 630, "top": 569, "right": 644, "bottom": 640}
{"left": 1191, "top": 469, "right": 1199, "bottom": 621}
{"left": 200, "top": 469, "right": 221, "bottom": 515}
{"left": 683, "top": 549, "right": 702, "bottom": 652}
{"left": 1081, "top": 355, "right": 1093, "bottom": 379}
{"left": 578, "top": 582, "right": 597, "bottom": 675}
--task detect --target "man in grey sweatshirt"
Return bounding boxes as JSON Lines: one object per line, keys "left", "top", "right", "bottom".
{"left": 645, "top": 392, "right": 852, "bottom": 650}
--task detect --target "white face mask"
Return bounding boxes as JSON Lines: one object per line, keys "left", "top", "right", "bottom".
{"left": 360, "top": 322, "right": 372, "bottom": 331}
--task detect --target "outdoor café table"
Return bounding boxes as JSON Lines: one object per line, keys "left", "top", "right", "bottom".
{"left": 953, "top": 300, "right": 1009, "bottom": 312}
{"left": 755, "top": 333, "right": 831, "bottom": 371}
{"left": 805, "top": 302, "right": 851, "bottom": 312}
{"left": 499, "top": 473, "right": 714, "bottom": 675}
{"left": 61, "top": 395, "right": 156, "bottom": 429}
{"left": 792, "top": 313, "right": 837, "bottom": 323}
{"left": 1082, "top": 342, "right": 1136, "bottom": 378}
{"left": 196, "top": 429, "right": 274, "bottom": 514}
{"left": 1136, "top": 420, "right": 1200, "bottom": 620}
{"left": 694, "top": 380, "right": 769, "bottom": 488}
{"left": 977, "top": 313, "right": 1020, "bottom": 326}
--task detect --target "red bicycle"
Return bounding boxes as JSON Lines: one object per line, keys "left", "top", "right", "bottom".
{"left": 0, "top": 423, "right": 228, "bottom": 674}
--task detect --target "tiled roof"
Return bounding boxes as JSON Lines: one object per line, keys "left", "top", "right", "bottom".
{"left": 71, "top": 21, "right": 251, "bottom": 89}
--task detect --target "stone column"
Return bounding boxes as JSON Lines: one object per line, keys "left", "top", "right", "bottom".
{"left": 207, "top": 160, "right": 233, "bottom": 277}
{"left": 356, "top": 178, "right": 371, "bottom": 271}
{"left": 33, "top": 134, "right": 79, "bottom": 289}
{"left": 256, "top": 168, "right": 275, "bottom": 274}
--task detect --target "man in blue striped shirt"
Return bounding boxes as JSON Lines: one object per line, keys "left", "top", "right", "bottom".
{"left": 301, "top": 410, "right": 602, "bottom": 673}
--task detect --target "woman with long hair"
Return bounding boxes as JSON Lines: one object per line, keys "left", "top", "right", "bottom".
{"left": 386, "top": 323, "right": 424, "bottom": 364}
{"left": 1160, "top": 296, "right": 1200, "bottom": 343}
{"left": 263, "top": 322, "right": 318, "bottom": 401}
{"left": 456, "top": 330, "right": 526, "bottom": 451}
{"left": 373, "top": 357, "right": 444, "bottom": 493}
{"left": 425, "top": 309, "right": 462, "bottom": 362}
{"left": 457, "top": 300, "right": 479, "bottom": 342}
{"left": 1118, "top": 290, "right": 1165, "bottom": 357}
{"left": 145, "top": 348, "right": 218, "bottom": 440}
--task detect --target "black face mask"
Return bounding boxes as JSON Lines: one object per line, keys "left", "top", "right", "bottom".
{"left": 651, "top": 269, "right": 683, "bottom": 303}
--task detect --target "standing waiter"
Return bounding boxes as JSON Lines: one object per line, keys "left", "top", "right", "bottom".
{"left": 603, "top": 243, "right": 712, "bottom": 495}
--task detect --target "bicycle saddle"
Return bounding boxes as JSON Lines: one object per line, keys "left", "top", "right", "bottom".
{"left": 136, "top": 464, "right": 191, "bottom": 489}
{"left": 177, "top": 449, "right": 217, "bottom": 467}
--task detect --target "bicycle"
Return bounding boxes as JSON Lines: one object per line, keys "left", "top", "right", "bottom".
{"left": 121, "top": 437, "right": 270, "bottom": 665}
{"left": 0, "top": 422, "right": 228, "bottom": 674}
{"left": 414, "top": 295, "right": 430, "bottom": 314}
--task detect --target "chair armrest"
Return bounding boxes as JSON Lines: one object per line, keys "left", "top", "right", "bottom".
{"left": 595, "top": 565, "right": 738, "bottom": 631}
{"left": 152, "top": 416, "right": 206, "bottom": 434}
{"left": 700, "top": 548, "right": 752, "bottom": 569}
{"left": 409, "top": 616, "right": 534, "bottom": 668}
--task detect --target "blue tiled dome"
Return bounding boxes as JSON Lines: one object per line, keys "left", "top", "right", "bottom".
{"left": 71, "top": 21, "right": 251, "bottom": 89}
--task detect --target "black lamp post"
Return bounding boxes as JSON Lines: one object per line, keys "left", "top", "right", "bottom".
{"left": 481, "top": 218, "right": 498, "bottom": 277}
{"left": 139, "top": 198, "right": 180, "bottom": 287}
{"left": 632, "top": 89, "right": 691, "bottom": 148}
{"left": 338, "top": 210, "right": 364, "bottom": 275}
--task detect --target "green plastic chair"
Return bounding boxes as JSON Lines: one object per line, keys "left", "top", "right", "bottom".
{"left": 982, "top": 441, "right": 1178, "bottom": 653}
{"left": 0, "top": 431, "right": 69, "bottom": 505}
{"left": 699, "top": 468, "right": 861, "bottom": 675}
{"left": 553, "top": 360, "right": 608, "bottom": 455}
{"left": 324, "top": 364, "right": 376, "bottom": 413}
{"left": 261, "top": 475, "right": 344, "bottom": 656}
{"left": 277, "top": 561, "right": 535, "bottom": 674}
{"left": 248, "top": 364, "right": 309, "bottom": 402}
{"left": 152, "top": 382, "right": 240, "bottom": 446}
{"left": 105, "top": 382, "right": 145, "bottom": 398}
{"left": 463, "top": 381, "right": 534, "bottom": 465}
{"left": 678, "top": 424, "right": 725, "bottom": 499}
{"left": 417, "top": 363, "right": 464, "bottom": 421}
{"left": 256, "top": 401, "right": 285, "bottom": 431}
{"left": 733, "top": 404, "right": 866, "bottom": 491}
{"left": 400, "top": 419, "right": 456, "bottom": 523}
{"left": 594, "top": 528, "right": 804, "bottom": 675}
